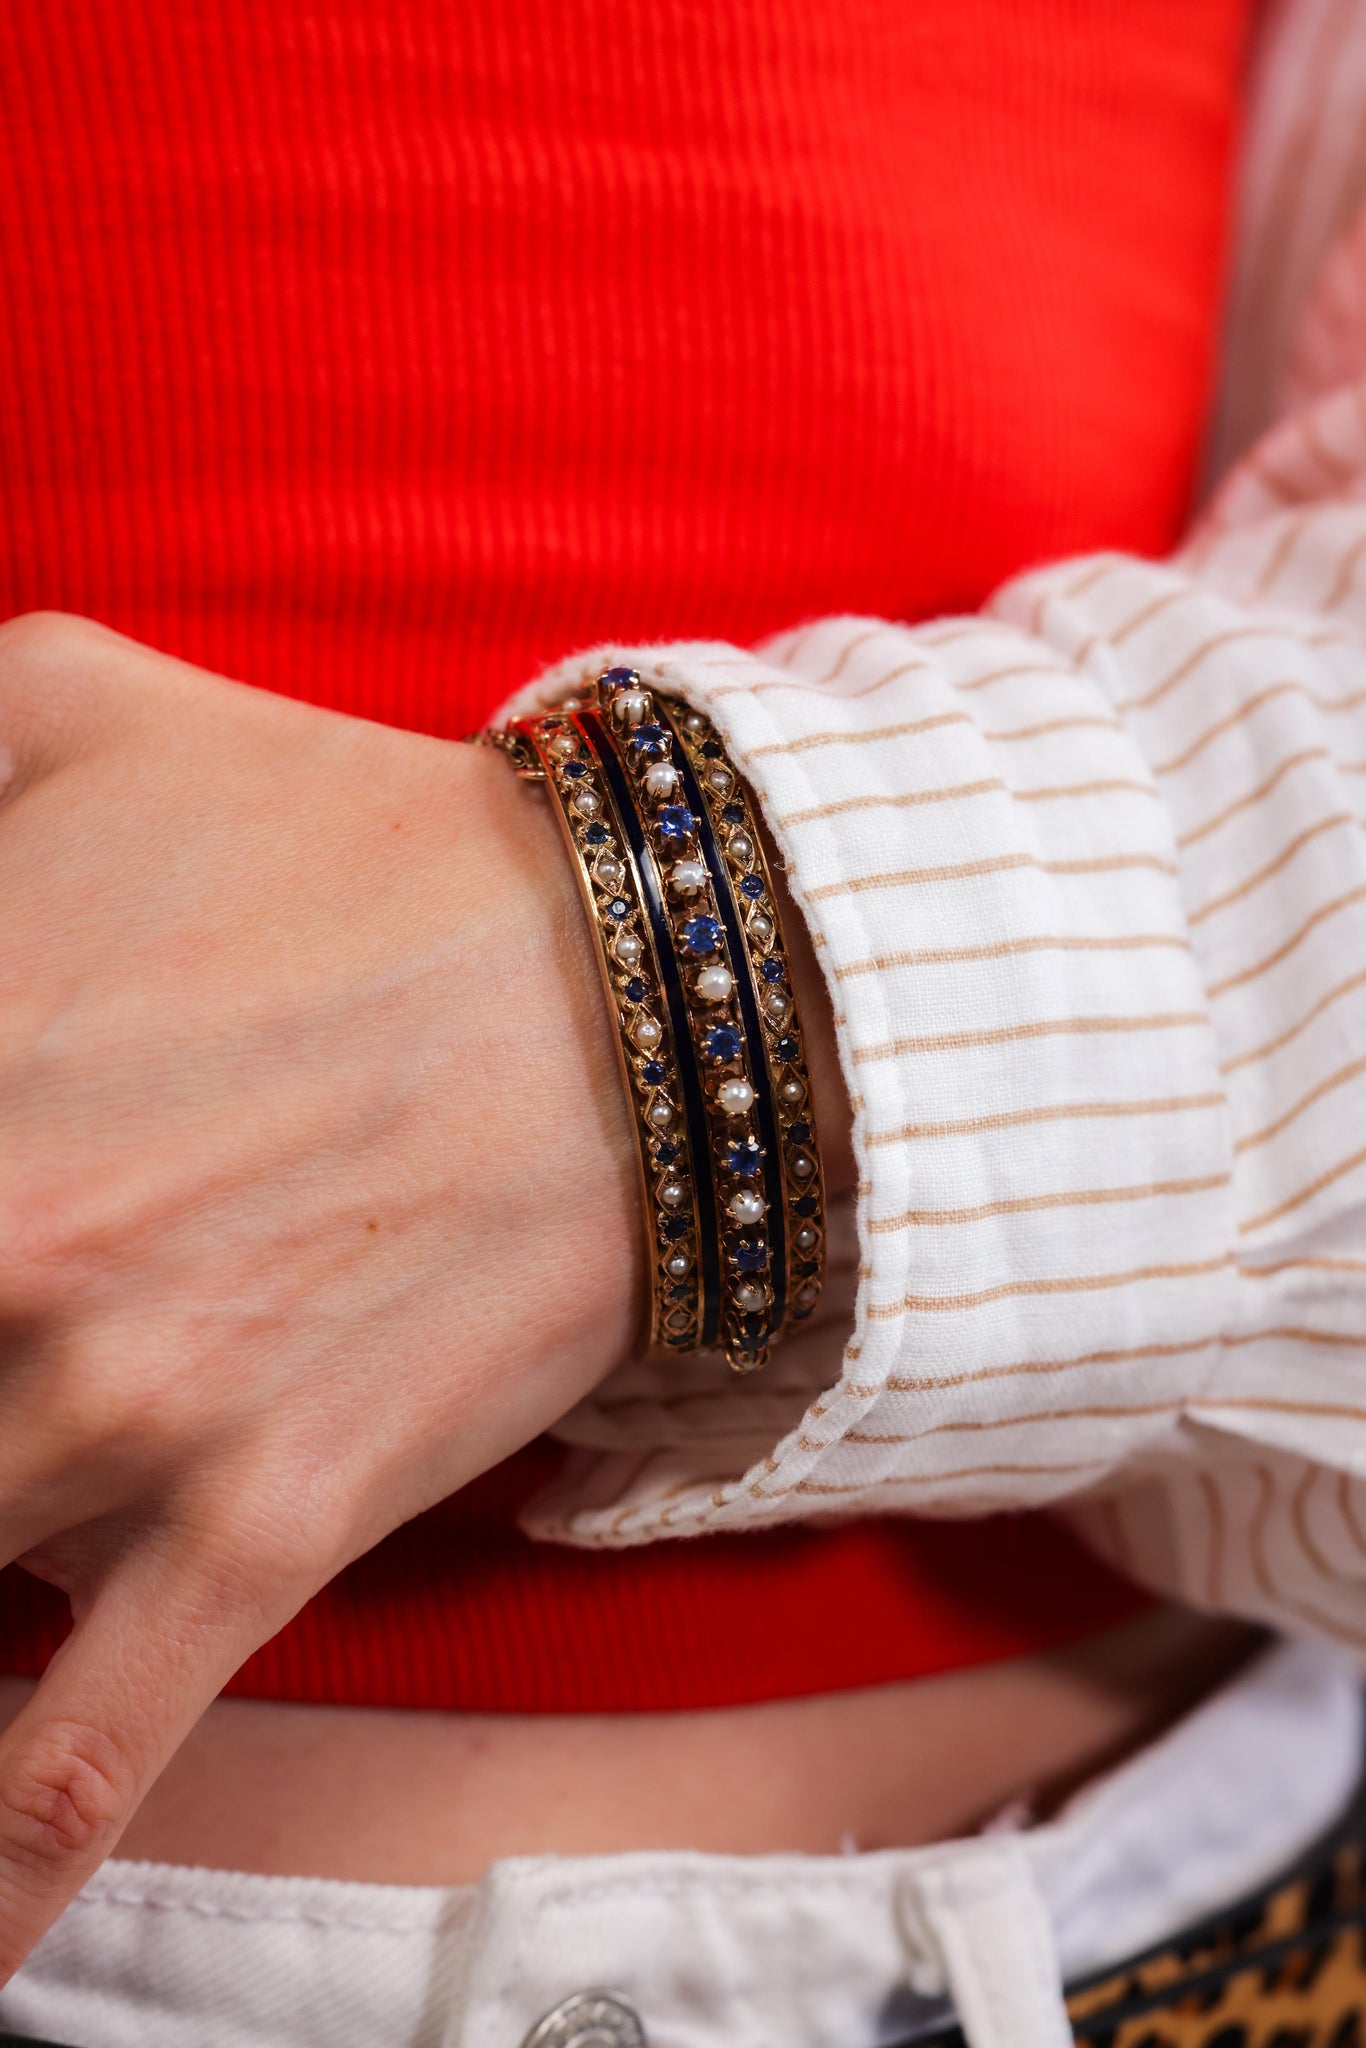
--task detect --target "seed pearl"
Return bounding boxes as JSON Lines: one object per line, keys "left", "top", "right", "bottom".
{"left": 571, "top": 786, "right": 599, "bottom": 817}
{"left": 735, "top": 1281, "right": 767, "bottom": 1312}
{"left": 659, "top": 1179, "right": 687, "bottom": 1209}
{"left": 648, "top": 1100, "right": 674, "bottom": 1128}
{"left": 596, "top": 856, "right": 624, "bottom": 888}
{"left": 706, "top": 764, "right": 733, "bottom": 794}
{"left": 644, "top": 762, "right": 680, "bottom": 799}
{"left": 548, "top": 731, "right": 578, "bottom": 759}
{"left": 795, "top": 1281, "right": 819, "bottom": 1309}
{"left": 684, "top": 712, "right": 707, "bottom": 734}
{"left": 795, "top": 1226, "right": 819, "bottom": 1253}
{"left": 696, "top": 964, "right": 734, "bottom": 1003}
{"left": 748, "top": 912, "right": 774, "bottom": 944}
{"left": 728, "top": 830, "right": 754, "bottom": 865}
{"left": 792, "top": 1151, "right": 815, "bottom": 1180}
{"left": 614, "top": 931, "right": 644, "bottom": 968}
{"left": 633, "top": 1014, "right": 663, "bottom": 1049}
{"left": 718, "top": 1077, "right": 756, "bottom": 1116}
{"left": 729, "top": 1188, "right": 764, "bottom": 1225}
{"left": 613, "top": 689, "right": 651, "bottom": 725}
{"left": 763, "top": 989, "right": 791, "bottom": 1022}
{"left": 666, "top": 1251, "right": 692, "bottom": 1279}
{"left": 669, "top": 858, "right": 707, "bottom": 896}
{"left": 560, "top": 695, "right": 582, "bottom": 711}
{"left": 779, "top": 1076, "right": 805, "bottom": 1104}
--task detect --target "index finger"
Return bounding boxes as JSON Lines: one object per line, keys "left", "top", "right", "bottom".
{"left": 0, "top": 1542, "right": 276, "bottom": 1984}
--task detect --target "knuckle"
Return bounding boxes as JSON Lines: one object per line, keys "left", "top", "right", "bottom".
{"left": 0, "top": 1721, "right": 135, "bottom": 1872}
{"left": 0, "top": 610, "right": 105, "bottom": 689}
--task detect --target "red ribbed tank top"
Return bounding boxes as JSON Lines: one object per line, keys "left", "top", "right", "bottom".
{"left": 0, "top": 0, "right": 1247, "bottom": 1710}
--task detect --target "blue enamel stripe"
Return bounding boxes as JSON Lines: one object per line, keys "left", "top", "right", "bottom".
{"left": 660, "top": 710, "right": 787, "bottom": 1339}
{"left": 578, "top": 709, "right": 721, "bottom": 1349}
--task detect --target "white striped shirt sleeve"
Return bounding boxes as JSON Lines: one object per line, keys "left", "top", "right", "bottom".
{"left": 502, "top": 2, "right": 1366, "bottom": 1648}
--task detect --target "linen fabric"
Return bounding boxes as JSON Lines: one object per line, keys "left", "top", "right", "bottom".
{"left": 0, "top": 1640, "right": 1357, "bottom": 2048}
{"left": 0, "top": 0, "right": 1249, "bottom": 1708}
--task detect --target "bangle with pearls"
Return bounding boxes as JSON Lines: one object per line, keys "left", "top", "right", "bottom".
{"left": 489, "top": 667, "right": 825, "bottom": 1372}
{"left": 510, "top": 710, "right": 713, "bottom": 1354}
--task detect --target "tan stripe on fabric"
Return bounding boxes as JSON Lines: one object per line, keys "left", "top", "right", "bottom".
{"left": 1207, "top": 882, "right": 1366, "bottom": 999}
{"left": 1323, "top": 529, "right": 1366, "bottom": 610}
{"left": 1187, "top": 811, "right": 1359, "bottom": 926}
{"left": 834, "top": 931, "right": 1190, "bottom": 981}
{"left": 1239, "top": 1141, "right": 1366, "bottom": 1232}
{"left": 1114, "top": 623, "right": 1350, "bottom": 717}
{"left": 832, "top": 1400, "right": 1177, "bottom": 1449}
{"left": 818, "top": 624, "right": 886, "bottom": 684}
{"left": 1221, "top": 1325, "right": 1366, "bottom": 1349}
{"left": 866, "top": 1171, "right": 1228, "bottom": 1232}
{"left": 805, "top": 847, "right": 1176, "bottom": 904}
{"left": 745, "top": 710, "right": 972, "bottom": 758}
{"left": 1233, "top": 1053, "right": 1366, "bottom": 1151}
{"left": 784, "top": 1459, "right": 1110, "bottom": 1500}
{"left": 1220, "top": 965, "right": 1366, "bottom": 1070}
{"left": 1177, "top": 748, "right": 1332, "bottom": 848}
{"left": 866, "top": 1253, "right": 1231, "bottom": 1317}
{"left": 1240, "top": 1253, "right": 1366, "bottom": 1277}
{"left": 852, "top": 1010, "right": 1206, "bottom": 1065}
{"left": 880, "top": 1335, "right": 1217, "bottom": 1395}
{"left": 1153, "top": 682, "right": 1366, "bottom": 780}
{"left": 866, "top": 1092, "right": 1224, "bottom": 1145}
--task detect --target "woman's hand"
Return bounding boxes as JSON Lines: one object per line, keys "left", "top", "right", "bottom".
{"left": 0, "top": 612, "right": 646, "bottom": 1976}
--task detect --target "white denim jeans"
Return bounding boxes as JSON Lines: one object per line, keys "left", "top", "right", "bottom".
{"left": 1, "top": 1640, "right": 1359, "bottom": 2048}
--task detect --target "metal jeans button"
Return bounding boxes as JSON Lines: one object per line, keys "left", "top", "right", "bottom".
{"left": 521, "top": 1990, "right": 647, "bottom": 2048}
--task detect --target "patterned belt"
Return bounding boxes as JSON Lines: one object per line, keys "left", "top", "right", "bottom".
{"left": 913, "top": 1773, "right": 1366, "bottom": 2048}
{"left": 3, "top": 1784, "right": 1365, "bottom": 2048}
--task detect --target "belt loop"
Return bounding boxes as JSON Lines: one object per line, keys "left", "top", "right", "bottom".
{"left": 897, "top": 1838, "right": 1072, "bottom": 2048}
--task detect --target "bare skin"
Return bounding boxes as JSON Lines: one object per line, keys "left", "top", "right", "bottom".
{"left": 0, "top": 1608, "right": 1258, "bottom": 1883}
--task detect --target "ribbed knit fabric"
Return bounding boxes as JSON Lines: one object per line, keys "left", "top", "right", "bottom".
{"left": 0, "top": 0, "right": 1245, "bottom": 1709}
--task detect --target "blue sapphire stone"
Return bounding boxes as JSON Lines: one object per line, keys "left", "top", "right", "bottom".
{"left": 739, "top": 874, "right": 764, "bottom": 898}
{"left": 629, "top": 723, "right": 668, "bottom": 751}
{"left": 560, "top": 759, "right": 587, "bottom": 779}
{"left": 797, "top": 1258, "right": 820, "bottom": 1278}
{"left": 654, "top": 1140, "right": 679, "bottom": 1166}
{"left": 760, "top": 958, "right": 784, "bottom": 983}
{"left": 657, "top": 805, "right": 696, "bottom": 842}
{"left": 624, "top": 975, "right": 647, "bottom": 1003}
{"left": 600, "top": 666, "right": 639, "bottom": 689}
{"left": 682, "top": 914, "right": 722, "bottom": 956}
{"left": 788, "top": 1120, "right": 812, "bottom": 1145}
{"left": 701, "top": 740, "right": 723, "bottom": 759}
{"left": 721, "top": 802, "right": 745, "bottom": 825}
{"left": 662, "top": 1215, "right": 691, "bottom": 1241}
{"left": 794, "top": 1195, "right": 818, "bottom": 1217}
{"left": 776, "top": 1036, "right": 799, "bottom": 1061}
{"left": 703, "top": 1023, "right": 742, "bottom": 1062}
{"left": 585, "top": 821, "right": 609, "bottom": 845}
{"left": 642, "top": 1060, "right": 667, "bottom": 1086}
{"left": 728, "top": 1138, "right": 762, "bottom": 1176}
{"left": 734, "top": 1239, "right": 768, "bottom": 1273}
{"left": 607, "top": 897, "right": 630, "bottom": 920}
{"left": 669, "top": 1282, "right": 693, "bottom": 1301}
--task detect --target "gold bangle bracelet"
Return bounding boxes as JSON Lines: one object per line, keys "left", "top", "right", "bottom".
{"left": 487, "top": 665, "right": 826, "bottom": 1370}
{"left": 503, "top": 709, "right": 709, "bottom": 1355}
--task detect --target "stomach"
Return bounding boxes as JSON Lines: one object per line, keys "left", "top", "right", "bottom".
{"left": 0, "top": 1605, "right": 1256, "bottom": 1883}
